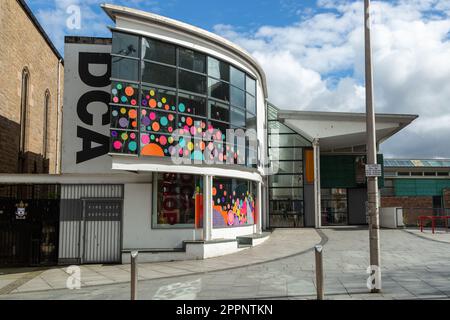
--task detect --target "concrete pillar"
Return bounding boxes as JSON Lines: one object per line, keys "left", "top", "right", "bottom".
{"left": 256, "top": 181, "right": 263, "bottom": 234}
{"left": 313, "top": 139, "right": 322, "bottom": 228}
{"left": 203, "top": 175, "right": 213, "bottom": 241}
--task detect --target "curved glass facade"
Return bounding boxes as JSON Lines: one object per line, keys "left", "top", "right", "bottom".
{"left": 110, "top": 31, "right": 258, "bottom": 167}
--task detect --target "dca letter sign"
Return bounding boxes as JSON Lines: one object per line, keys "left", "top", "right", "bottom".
{"left": 62, "top": 37, "right": 113, "bottom": 174}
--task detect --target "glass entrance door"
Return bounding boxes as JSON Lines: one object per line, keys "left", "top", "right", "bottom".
{"left": 321, "top": 188, "right": 348, "bottom": 226}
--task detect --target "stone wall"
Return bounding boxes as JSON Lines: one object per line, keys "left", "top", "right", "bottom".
{"left": 0, "top": 0, "right": 63, "bottom": 173}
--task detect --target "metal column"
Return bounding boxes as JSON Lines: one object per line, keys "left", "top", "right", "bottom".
{"left": 313, "top": 139, "right": 322, "bottom": 228}
{"left": 202, "top": 175, "right": 212, "bottom": 241}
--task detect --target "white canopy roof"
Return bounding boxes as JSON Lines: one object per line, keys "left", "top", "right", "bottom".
{"left": 277, "top": 110, "right": 418, "bottom": 152}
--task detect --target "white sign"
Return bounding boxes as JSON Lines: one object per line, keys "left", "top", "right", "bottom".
{"left": 365, "top": 164, "right": 382, "bottom": 177}
{"left": 62, "top": 38, "right": 113, "bottom": 174}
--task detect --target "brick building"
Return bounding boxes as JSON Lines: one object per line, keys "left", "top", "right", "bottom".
{"left": 381, "top": 159, "right": 450, "bottom": 225}
{"left": 0, "top": 0, "right": 63, "bottom": 174}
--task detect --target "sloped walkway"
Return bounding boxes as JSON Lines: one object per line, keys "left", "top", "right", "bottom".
{"left": 0, "top": 229, "right": 321, "bottom": 295}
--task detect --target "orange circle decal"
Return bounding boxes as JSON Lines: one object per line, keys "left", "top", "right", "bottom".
{"left": 125, "top": 86, "right": 134, "bottom": 97}
{"left": 128, "top": 109, "right": 137, "bottom": 119}
{"left": 152, "top": 122, "right": 160, "bottom": 132}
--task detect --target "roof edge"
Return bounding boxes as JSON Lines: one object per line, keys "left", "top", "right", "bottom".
{"left": 17, "top": 0, "right": 63, "bottom": 62}
{"left": 277, "top": 109, "right": 419, "bottom": 124}
{"left": 100, "top": 3, "right": 268, "bottom": 98}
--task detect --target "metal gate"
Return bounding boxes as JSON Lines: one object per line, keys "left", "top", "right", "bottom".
{"left": 0, "top": 184, "right": 60, "bottom": 267}
{"left": 82, "top": 199, "right": 122, "bottom": 264}
{"left": 58, "top": 184, "right": 124, "bottom": 265}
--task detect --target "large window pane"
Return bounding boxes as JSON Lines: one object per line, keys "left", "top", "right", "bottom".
{"left": 154, "top": 173, "right": 203, "bottom": 227}
{"left": 178, "top": 92, "right": 207, "bottom": 117}
{"left": 110, "top": 129, "right": 139, "bottom": 155}
{"left": 142, "top": 37, "right": 176, "bottom": 65}
{"left": 321, "top": 188, "right": 348, "bottom": 226}
{"left": 269, "top": 147, "right": 303, "bottom": 161}
{"left": 179, "top": 48, "right": 206, "bottom": 73}
{"left": 179, "top": 70, "right": 206, "bottom": 94}
{"left": 272, "top": 161, "right": 303, "bottom": 175}
{"left": 246, "top": 112, "right": 256, "bottom": 130}
{"left": 111, "top": 81, "right": 139, "bottom": 106}
{"left": 269, "top": 174, "right": 303, "bottom": 187}
{"left": 230, "top": 107, "right": 245, "bottom": 128}
{"left": 230, "top": 66, "right": 245, "bottom": 89}
{"left": 208, "top": 120, "right": 229, "bottom": 138}
{"left": 142, "top": 62, "right": 176, "bottom": 88}
{"left": 212, "top": 177, "right": 256, "bottom": 227}
{"left": 246, "top": 94, "right": 256, "bottom": 114}
{"left": 269, "top": 188, "right": 303, "bottom": 200}
{"left": 269, "top": 134, "right": 310, "bottom": 148}
{"left": 208, "top": 78, "right": 229, "bottom": 102}
{"left": 112, "top": 32, "right": 139, "bottom": 58}
{"left": 246, "top": 75, "right": 256, "bottom": 96}
{"left": 210, "top": 101, "right": 229, "bottom": 122}
{"left": 207, "top": 57, "right": 229, "bottom": 81}
{"left": 140, "top": 109, "right": 176, "bottom": 134}
{"left": 141, "top": 86, "right": 176, "bottom": 111}
{"left": 111, "top": 105, "right": 138, "bottom": 130}
{"left": 230, "top": 86, "right": 245, "bottom": 108}
{"left": 112, "top": 57, "right": 139, "bottom": 81}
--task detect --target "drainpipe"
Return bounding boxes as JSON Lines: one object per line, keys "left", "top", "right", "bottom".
{"left": 313, "top": 139, "right": 321, "bottom": 228}
{"left": 55, "top": 59, "right": 62, "bottom": 174}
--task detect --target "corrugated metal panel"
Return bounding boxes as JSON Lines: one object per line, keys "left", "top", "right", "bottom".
{"left": 61, "top": 185, "right": 123, "bottom": 199}
{"left": 58, "top": 185, "right": 123, "bottom": 264}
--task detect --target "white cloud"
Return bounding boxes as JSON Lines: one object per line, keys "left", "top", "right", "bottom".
{"left": 31, "top": 0, "right": 161, "bottom": 53}
{"left": 214, "top": 0, "right": 450, "bottom": 158}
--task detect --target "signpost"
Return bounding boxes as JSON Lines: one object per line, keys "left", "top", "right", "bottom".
{"left": 364, "top": 0, "right": 382, "bottom": 293}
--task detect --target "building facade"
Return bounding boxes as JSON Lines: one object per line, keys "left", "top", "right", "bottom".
{"left": 0, "top": 3, "right": 420, "bottom": 267}
{"left": 381, "top": 159, "right": 450, "bottom": 225}
{"left": 0, "top": 0, "right": 63, "bottom": 267}
{"left": 0, "top": 0, "right": 64, "bottom": 174}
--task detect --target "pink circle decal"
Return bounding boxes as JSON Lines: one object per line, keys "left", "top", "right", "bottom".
{"left": 159, "top": 136, "right": 167, "bottom": 146}
{"left": 149, "top": 112, "right": 156, "bottom": 121}
{"left": 113, "top": 141, "right": 122, "bottom": 150}
{"left": 113, "top": 97, "right": 119, "bottom": 103}
{"left": 141, "top": 135, "right": 150, "bottom": 145}
{"left": 130, "top": 133, "right": 136, "bottom": 140}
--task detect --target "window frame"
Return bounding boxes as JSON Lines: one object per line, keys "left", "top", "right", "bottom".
{"left": 109, "top": 30, "right": 259, "bottom": 166}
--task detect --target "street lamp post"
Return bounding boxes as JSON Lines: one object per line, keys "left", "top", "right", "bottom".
{"left": 364, "top": 0, "right": 382, "bottom": 293}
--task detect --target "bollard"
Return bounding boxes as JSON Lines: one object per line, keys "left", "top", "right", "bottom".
{"left": 315, "top": 245, "right": 324, "bottom": 300}
{"left": 131, "top": 250, "right": 138, "bottom": 300}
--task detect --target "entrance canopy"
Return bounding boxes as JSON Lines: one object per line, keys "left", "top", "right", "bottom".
{"left": 277, "top": 110, "right": 418, "bottom": 152}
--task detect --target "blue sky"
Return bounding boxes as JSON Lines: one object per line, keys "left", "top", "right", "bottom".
{"left": 27, "top": 0, "right": 330, "bottom": 54}
{"left": 26, "top": 0, "right": 450, "bottom": 158}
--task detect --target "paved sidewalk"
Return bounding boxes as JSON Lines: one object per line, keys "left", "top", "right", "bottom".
{"left": 0, "top": 229, "right": 321, "bottom": 295}
{"left": 1, "top": 227, "right": 449, "bottom": 300}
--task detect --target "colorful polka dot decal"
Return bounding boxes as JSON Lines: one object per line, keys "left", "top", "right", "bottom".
{"left": 110, "top": 85, "right": 253, "bottom": 161}
{"left": 111, "top": 105, "right": 138, "bottom": 130}
{"left": 110, "top": 130, "right": 138, "bottom": 155}
{"left": 212, "top": 178, "right": 256, "bottom": 227}
{"left": 141, "top": 86, "right": 176, "bottom": 111}
{"left": 111, "top": 82, "right": 138, "bottom": 106}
